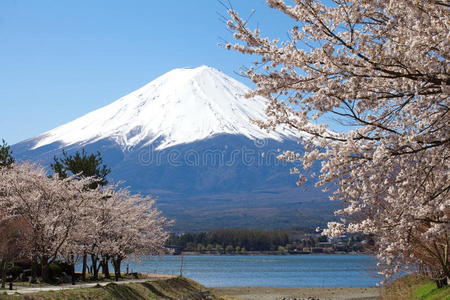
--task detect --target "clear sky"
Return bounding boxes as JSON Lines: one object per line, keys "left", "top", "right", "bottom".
{"left": 0, "top": 1, "right": 314, "bottom": 145}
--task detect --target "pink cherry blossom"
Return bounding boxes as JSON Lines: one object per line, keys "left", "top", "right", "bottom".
{"left": 227, "top": 0, "right": 449, "bottom": 284}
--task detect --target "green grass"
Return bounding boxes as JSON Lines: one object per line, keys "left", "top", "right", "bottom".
{"left": 413, "top": 281, "right": 450, "bottom": 300}
{"left": 0, "top": 277, "right": 228, "bottom": 300}
{"left": 382, "top": 274, "right": 450, "bottom": 300}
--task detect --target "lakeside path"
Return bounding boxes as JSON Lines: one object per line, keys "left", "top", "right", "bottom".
{"left": 212, "top": 286, "right": 381, "bottom": 300}
{"left": 3, "top": 274, "right": 175, "bottom": 295}
{"left": 3, "top": 274, "right": 381, "bottom": 300}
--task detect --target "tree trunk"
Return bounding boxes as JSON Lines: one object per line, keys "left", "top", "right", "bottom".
{"left": 70, "top": 262, "right": 75, "bottom": 285}
{"left": 436, "top": 277, "right": 448, "bottom": 288}
{"left": 96, "top": 261, "right": 101, "bottom": 278}
{"left": 41, "top": 256, "right": 50, "bottom": 283}
{"left": 101, "top": 256, "right": 111, "bottom": 279}
{"left": 81, "top": 253, "right": 87, "bottom": 281}
{"left": 0, "top": 260, "right": 6, "bottom": 289}
{"left": 112, "top": 258, "right": 122, "bottom": 281}
{"left": 91, "top": 254, "right": 99, "bottom": 280}
{"left": 30, "top": 257, "right": 38, "bottom": 283}
{"left": 69, "top": 254, "right": 76, "bottom": 285}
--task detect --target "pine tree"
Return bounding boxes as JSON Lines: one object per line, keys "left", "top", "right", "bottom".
{"left": 51, "top": 149, "right": 111, "bottom": 190}
{"left": 51, "top": 149, "right": 111, "bottom": 281}
{"left": 0, "top": 139, "right": 14, "bottom": 168}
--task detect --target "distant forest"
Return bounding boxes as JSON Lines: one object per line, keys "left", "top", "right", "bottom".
{"left": 168, "top": 229, "right": 290, "bottom": 252}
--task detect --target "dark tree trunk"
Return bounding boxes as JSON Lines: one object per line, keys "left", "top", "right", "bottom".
{"left": 30, "top": 257, "right": 38, "bottom": 283}
{"left": 101, "top": 256, "right": 111, "bottom": 279}
{"left": 91, "top": 254, "right": 99, "bottom": 280}
{"left": 112, "top": 258, "right": 122, "bottom": 282}
{"left": 71, "top": 266, "right": 76, "bottom": 285}
{"left": 436, "top": 277, "right": 448, "bottom": 288}
{"left": 69, "top": 254, "right": 76, "bottom": 285}
{"left": 96, "top": 261, "right": 101, "bottom": 277}
{"left": 81, "top": 254, "right": 87, "bottom": 281}
{"left": 41, "top": 256, "right": 50, "bottom": 283}
{"left": 0, "top": 260, "right": 6, "bottom": 289}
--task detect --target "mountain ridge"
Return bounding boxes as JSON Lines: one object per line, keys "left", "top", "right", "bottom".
{"left": 30, "top": 66, "right": 299, "bottom": 151}
{"left": 12, "top": 66, "right": 335, "bottom": 231}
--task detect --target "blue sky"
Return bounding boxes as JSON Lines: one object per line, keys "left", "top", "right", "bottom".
{"left": 1, "top": 1, "right": 338, "bottom": 145}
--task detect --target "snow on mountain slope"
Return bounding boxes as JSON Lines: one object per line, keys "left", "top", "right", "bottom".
{"left": 33, "top": 66, "right": 298, "bottom": 151}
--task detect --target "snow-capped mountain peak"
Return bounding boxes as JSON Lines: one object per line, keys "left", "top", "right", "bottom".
{"left": 32, "top": 66, "right": 298, "bottom": 151}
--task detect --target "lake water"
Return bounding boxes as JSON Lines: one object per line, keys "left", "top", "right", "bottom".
{"left": 126, "top": 254, "right": 380, "bottom": 288}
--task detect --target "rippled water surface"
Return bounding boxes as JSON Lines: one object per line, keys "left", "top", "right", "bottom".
{"left": 126, "top": 254, "right": 380, "bottom": 288}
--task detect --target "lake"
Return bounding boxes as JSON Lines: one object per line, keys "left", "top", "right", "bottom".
{"left": 126, "top": 254, "right": 380, "bottom": 288}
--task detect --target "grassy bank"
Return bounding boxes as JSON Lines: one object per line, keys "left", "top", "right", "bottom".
{"left": 0, "top": 277, "right": 237, "bottom": 300}
{"left": 382, "top": 274, "right": 450, "bottom": 300}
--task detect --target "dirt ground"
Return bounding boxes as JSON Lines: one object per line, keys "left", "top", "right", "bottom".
{"left": 211, "top": 286, "right": 381, "bottom": 300}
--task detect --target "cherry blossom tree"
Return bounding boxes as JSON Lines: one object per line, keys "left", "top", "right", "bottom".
{"left": 0, "top": 163, "right": 97, "bottom": 282}
{"left": 0, "top": 162, "right": 170, "bottom": 283}
{"left": 85, "top": 186, "right": 169, "bottom": 281}
{"left": 0, "top": 217, "right": 31, "bottom": 288}
{"left": 51, "top": 149, "right": 111, "bottom": 280}
{"left": 226, "top": 0, "right": 449, "bottom": 285}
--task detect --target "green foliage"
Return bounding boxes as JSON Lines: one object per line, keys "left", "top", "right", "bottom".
{"left": 225, "top": 245, "right": 234, "bottom": 253}
{"left": 277, "top": 246, "right": 287, "bottom": 253}
{"left": 169, "top": 228, "right": 290, "bottom": 252}
{"left": 215, "top": 245, "right": 224, "bottom": 254}
{"left": 208, "top": 229, "right": 289, "bottom": 251}
{"left": 48, "top": 263, "right": 64, "bottom": 278}
{"left": 6, "top": 266, "right": 23, "bottom": 280}
{"left": 413, "top": 282, "right": 450, "bottom": 300}
{"left": 196, "top": 244, "right": 205, "bottom": 252}
{"left": 0, "top": 139, "right": 14, "bottom": 168}
{"left": 382, "top": 274, "right": 450, "bottom": 300}
{"left": 185, "top": 242, "right": 195, "bottom": 251}
{"left": 55, "top": 261, "right": 74, "bottom": 275}
{"left": 285, "top": 244, "right": 294, "bottom": 251}
{"left": 318, "top": 235, "right": 328, "bottom": 242}
{"left": 51, "top": 149, "right": 111, "bottom": 189}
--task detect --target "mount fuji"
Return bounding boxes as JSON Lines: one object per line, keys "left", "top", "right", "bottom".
{"left": 12, "top": 66, "right": 336, "bottom": 231}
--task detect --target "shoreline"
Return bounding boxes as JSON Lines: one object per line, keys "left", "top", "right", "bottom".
{"left": 2, "top": 274, "right": 381, "bottom": 299}
{"left": 174, "top": 251, "right": 370, "bottom": 256}
{"left": 212, "top": 286, "right": 381, "bottom": 300}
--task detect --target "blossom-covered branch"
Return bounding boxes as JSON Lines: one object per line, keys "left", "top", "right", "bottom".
{"left": 227, "top": 0, "right": 449, "bottom": 285}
